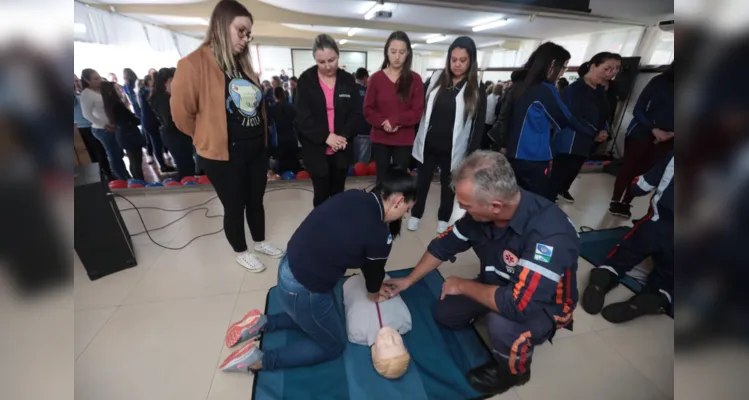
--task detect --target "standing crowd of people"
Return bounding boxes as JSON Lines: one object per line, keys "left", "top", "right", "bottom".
{"left": 74, "top": 0, "right": 674, "bottom": 396}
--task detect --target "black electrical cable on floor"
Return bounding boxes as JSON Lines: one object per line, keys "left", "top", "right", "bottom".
{"left": 113, "top": 186, "right": 319, "bottom": 251}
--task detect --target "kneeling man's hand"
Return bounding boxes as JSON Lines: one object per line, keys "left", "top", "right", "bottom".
{"left": 440, "top": 276, "right": 466, "bottom": 300}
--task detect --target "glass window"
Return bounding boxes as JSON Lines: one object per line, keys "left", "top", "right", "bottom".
{"left": 649, "top": 31, "right": 674, "bottom": 65}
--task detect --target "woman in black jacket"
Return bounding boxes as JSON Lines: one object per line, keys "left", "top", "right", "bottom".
{"left": 149, "top": 68, "right": 196, "bottom": 180}
{"left": 295, "top": 34, "right": 361, "bottom": 207}
{"left": 100, "top": 81, "right": 145, "bottom": 181}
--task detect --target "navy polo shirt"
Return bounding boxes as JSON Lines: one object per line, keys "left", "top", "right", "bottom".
{"left": 287, "top": 189, "right": 393, "bottom": 293}
{"left": 428, "top": 189, "right": 580, "bottom": 323}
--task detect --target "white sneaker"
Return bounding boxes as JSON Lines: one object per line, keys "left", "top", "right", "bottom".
{"left": 254, "top": 242, "right": 284, "bottom": 259}
{"left": 407, "top": 217, "right": 420, "bottom": 231}
{"left": 236, "top": 252, "right": 266, "bottom": 273}
{"left": 437, "top": 221, "right": 449, "bottom": 234}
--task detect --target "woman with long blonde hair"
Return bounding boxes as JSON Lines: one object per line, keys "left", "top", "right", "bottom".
{"left": 171, "top": 0, "right": 283, "bottom": 272}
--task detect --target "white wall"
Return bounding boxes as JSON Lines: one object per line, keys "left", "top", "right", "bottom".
{"left": 74, "top": 41, "right": 180, "bottom": 80}
{"left": 257, "top": 45, "right": 293, "bottom": 80}
{"left": 367, "top": 50, "right": 383, "bottom": 73}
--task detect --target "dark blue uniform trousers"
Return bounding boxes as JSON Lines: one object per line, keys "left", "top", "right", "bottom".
{"left": 434, "top": 292, "right": 554, "bottom": 375}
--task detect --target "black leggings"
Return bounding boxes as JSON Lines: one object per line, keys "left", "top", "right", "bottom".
{"left": 371, "top": 143, "right": 412, "bottom": 183}
{"left": 78, "top": 127, "right": 114, "bottom": 180}
{"left": 161, "top": 129, "right": 195, "bottom": 180}
{"left": 548, "top": 154, "right": 586, "bottom": 196}
{"left": 311, "top": 156, "right": 348, "bottom": 208}
{"left": 411, "top": 146, "right": 453, "bottom": 222}
{"left": 200, "top": 140, "right": 268, "bottom": 253}
{"left": 143, "top": 123, "right": 167, "bottom": 169}
{"left": 510, "top": 158, "right": 554, "bottom": 201}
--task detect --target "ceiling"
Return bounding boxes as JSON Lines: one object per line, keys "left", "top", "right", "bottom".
{"left": 80, "top": 0, "right": 674, "bottom": 51}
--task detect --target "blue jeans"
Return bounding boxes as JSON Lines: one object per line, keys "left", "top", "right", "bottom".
{"left": 262, "top": 256, "right": 346, "bottom": 370}
{"left": 91, "top": 128, "right": 129, "bottom": 180}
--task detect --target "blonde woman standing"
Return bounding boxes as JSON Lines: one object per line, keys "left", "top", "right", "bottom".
{"left": 171, "top": 0, "right": 283, "bottom": 272}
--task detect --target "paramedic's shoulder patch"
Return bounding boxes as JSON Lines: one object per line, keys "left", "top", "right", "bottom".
{"left": 533, "top": 243, "right": 554, "bottom": 263}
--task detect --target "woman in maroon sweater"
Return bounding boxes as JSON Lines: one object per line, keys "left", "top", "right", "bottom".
{"left": 364, "top": 31, "right": 424, "bottom": 183}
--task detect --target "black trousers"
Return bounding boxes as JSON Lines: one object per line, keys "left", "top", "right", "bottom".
{"left": 78, "top": 126, "right": 114, "bottom": 180}
{"left": 161, "top": 129, "right": 195, "bottom": 180}
{"left": 411, "top": 146, "right": 453, "bottom": 222}
{"left": 200, "top": 140, "right": 268, "bottom": 252}
{"left": 143, "top": 122, "right": 167, "bottom": 169}
{"left": 115, "top": 126, "right": 145, "bottom": 181}
{"left": 310, "top": 156, "right": 348, "bottom": 208}
{"left": 434, "top": 289, "right": 554, "bottom": 375}
{"left": 602, "top": 210, "right": 674, "bottom": 300}
{"left": 371, "top": 143, "right": 412, "bottom": 183}
{"left": 548, "top": 154, "right": 586, "bottom": 197}
{"left": 509, "top": 158, "right": 554, "bottom": 201}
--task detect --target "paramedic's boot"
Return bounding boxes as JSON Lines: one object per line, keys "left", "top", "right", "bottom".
{"left": 582, "top": 267, "right": 619, "bottom": 315}
{"left": 602, "top": 292, "right": 670, "bottom": 323}
{"left": 467, "top": 361, "right": 530, "bottom": 395}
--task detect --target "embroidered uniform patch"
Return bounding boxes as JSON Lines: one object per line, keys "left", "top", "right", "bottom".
{"left": 503, "top": 250, "right": 519, "bottom": 267}
{"left": 534, "top": 243, "right": 554, "bottom": 263}
{"left": 387, "top": 234, "right": 393, "bottom": 245}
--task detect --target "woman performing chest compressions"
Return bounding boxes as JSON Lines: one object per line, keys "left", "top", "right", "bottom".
{"left": 219, "top": 167, "right": 417, "bottom": 374}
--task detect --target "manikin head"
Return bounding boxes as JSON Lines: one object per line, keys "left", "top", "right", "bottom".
{"left": 371, "top": 326, "right": 410, "bottom": 379}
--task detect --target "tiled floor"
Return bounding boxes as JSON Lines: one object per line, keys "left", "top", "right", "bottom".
{"left": 74, "top": 173, "right": 674, "bottom": 400}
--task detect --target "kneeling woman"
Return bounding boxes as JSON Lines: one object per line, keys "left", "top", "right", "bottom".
{"left": 220, "top": 168, "right": 417, "bottom": 373}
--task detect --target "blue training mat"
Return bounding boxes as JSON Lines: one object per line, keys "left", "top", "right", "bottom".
{"left": 252, "top": 268, "right": 493, "bottom": 400}
{"left": 579, "top": 226, "right": 644, "bottom": 293}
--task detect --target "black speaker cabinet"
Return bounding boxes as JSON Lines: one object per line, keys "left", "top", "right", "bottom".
{"left": 74, "top": 164, "right": 137, "bottom": 280}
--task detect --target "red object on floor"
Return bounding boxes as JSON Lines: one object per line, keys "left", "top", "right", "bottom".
{"left": 197, "top": 175, "right": 211, "bottom": 185}
{"left": 108, "top": 180, "right": 127, "bottom": 189}
{"left": 296, "top": 170, "right": 311, "bottom": 179}
{"left": 165, "top": 181, "right": 181, "bottom": 187}
{"left": 180, "top": 176, "right": 197, "bottom": 184}
{"left": 368, "top": 161, "right": 377, "bottom": 176}
{"left": 354, "top": 162, "right": 368, "bottom": 176}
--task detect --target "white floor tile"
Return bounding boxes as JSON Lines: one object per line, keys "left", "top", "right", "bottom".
{"left": 75, "top": 294, "right": 237, "bottom": 400}
{"left": 597, "top": 316, "right": 675, "bottom": 398}
{"left": 515, "top": 332, "right": 668, "bottom": 400}
{"left": 75, "top": 306, "right": 116, "bottom": 359}
{"left": 206, "top": 290, "right": 268, "bottom": 400}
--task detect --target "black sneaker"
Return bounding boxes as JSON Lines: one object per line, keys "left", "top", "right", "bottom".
{"left": 467, "top": 361, "right": 531, "bottom": 395}
{"left": 608, "top": 202, "right": 632, "bottom": 218}
{"left": 601, "top": 292, "right": 668, "bottom": 323}
{"left": 558, "top": 191, "right": 574, "bottom": 203}
{"left": 582, "top": 268, "right": 619, "bottom": 315}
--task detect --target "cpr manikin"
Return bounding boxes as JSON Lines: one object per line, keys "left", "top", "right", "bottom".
{"left": 371, "top": 326, "right": 410, "bottom": 379}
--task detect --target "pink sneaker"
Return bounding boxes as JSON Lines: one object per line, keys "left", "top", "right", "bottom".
{"left": 225, "top": 309, "right": 266, "bottom": 348}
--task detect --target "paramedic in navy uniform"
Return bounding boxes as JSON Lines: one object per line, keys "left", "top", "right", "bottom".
{"left": 219, "top": 168, "right": 418, "bottom": 374}
{"left": 383, "top": 150, "right": 580, "bottom": 395}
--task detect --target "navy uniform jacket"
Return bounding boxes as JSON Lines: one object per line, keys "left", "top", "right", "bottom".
{"left": 626, "top": 73, "right": 674, "bottom": 141}
{"left": 506, "top": 82, "right": 598, "bottom": 162}
{"left": 428, "top": 190, "right": 579, "bottom": 327}
{"left": 287, "top": 189, "right": 391, "bottom": 293}
{"left": 631, "top": 152, "right": 674, "bottom": 221}
{"left": 553, "top": 79, "right": 608, "bottom": 157}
